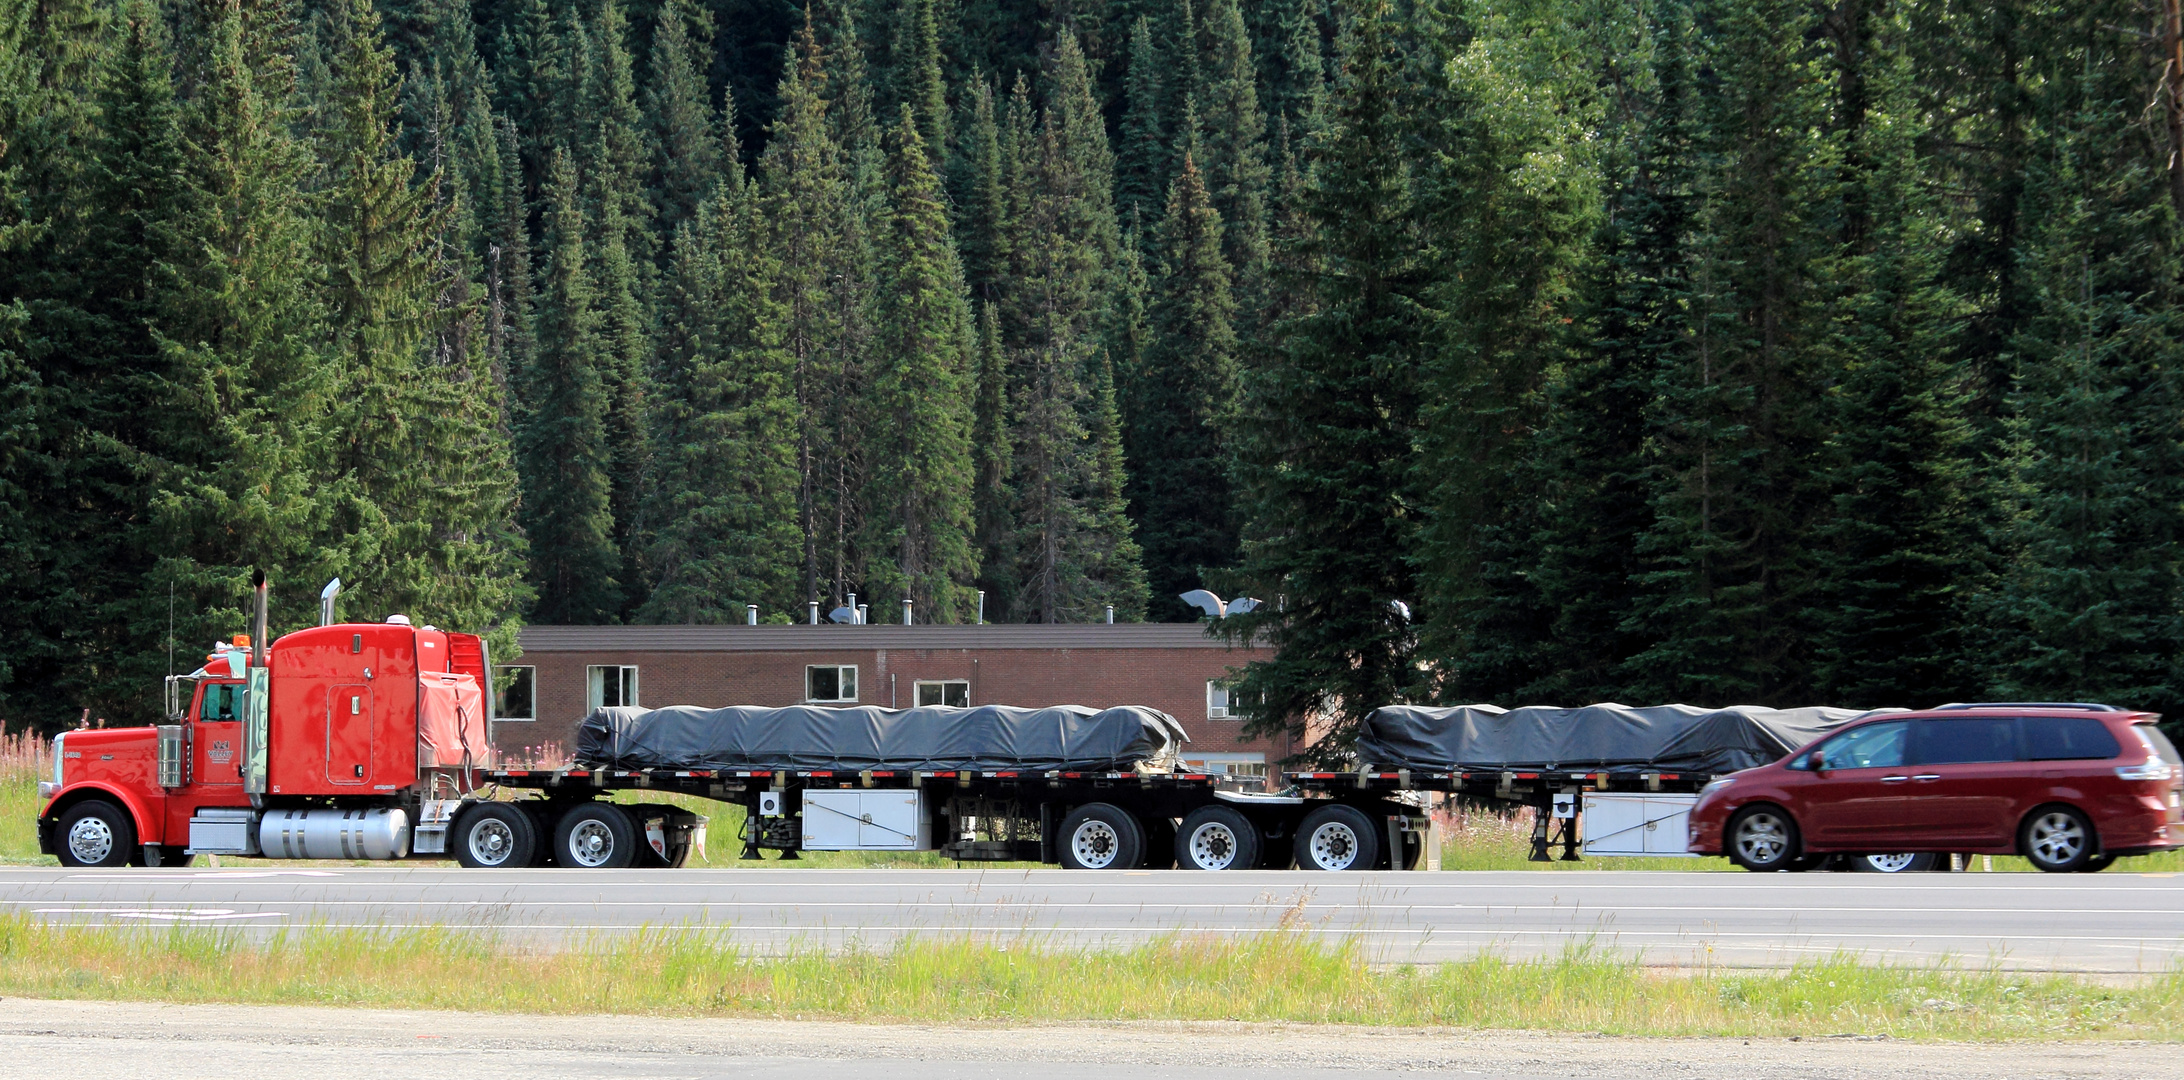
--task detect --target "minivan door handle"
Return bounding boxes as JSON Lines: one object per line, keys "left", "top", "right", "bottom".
{"left": 1880, "top": 775, "right": 1909, "bottom": 783}
{"left": 1912, "top": 774, "right": 1942, "bottom": 782}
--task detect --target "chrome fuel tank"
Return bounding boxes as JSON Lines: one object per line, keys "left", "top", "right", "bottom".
{"left": 258, "top": 807, "right": 411, "bottom": 860}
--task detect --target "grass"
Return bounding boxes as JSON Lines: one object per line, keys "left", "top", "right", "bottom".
{"left": 0, "top": 914, "right": 2176, "bottom": 1038}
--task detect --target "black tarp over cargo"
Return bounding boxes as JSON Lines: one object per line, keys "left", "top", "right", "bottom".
{"left": 575, "top": 704, "right": 1188, "bottom": 773}
{"left": 1355, "top": 704, "right": 1871, "bottom": 777}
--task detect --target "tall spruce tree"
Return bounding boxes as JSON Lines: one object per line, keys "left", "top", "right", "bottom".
{"left": 646, "top": 0, "right": 723, "bottom": 248}
{"left": 1413, "top": 4, "right": 1601, "bottom": 698}
{"left": 1620, "top": 0, "right": 1837, "bottom": 704}
{"left": 150, "top": 0, "right": 335, "bottom": 638}
{"left": 1219, "top": 0, "right": 1430, "bottom": 750}
{"left": 644, "top": 149, "right": 803, "bottom": 621}
{"left": 1981, "top": 1, "right": 2184, "bottom": 717}
{"left": 1190, "top": 0, "right": 1270, "bottom": 312}
{"left": 1802, "top": 3, "right": 1978, "bottom": 708}
{"left": 518, "top": 147, "right": 620, "bottom": 621}
{"left": 862, "top": 105, "right": 979, "bottom": 620}
{"left": 1133, "top": 152, "right": 1240, "bottom": 621}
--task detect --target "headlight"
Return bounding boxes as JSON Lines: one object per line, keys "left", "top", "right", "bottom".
{"left": 1701, "top": 775, "right": 1736, "bottom": 795}
{"left": 36, "top": 780, "right": 57, "bottom": 801}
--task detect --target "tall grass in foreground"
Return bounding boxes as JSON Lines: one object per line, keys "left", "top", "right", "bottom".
{"left": 0, "top": 725, "right": 47, "bottom": 865}
{"left": 0, "top": 915, "right": 2177, "bottom": 1039}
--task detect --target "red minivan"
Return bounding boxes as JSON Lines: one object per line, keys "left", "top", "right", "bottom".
{"left": 1687, "top": 704, "right": 2183, "bottom": 872}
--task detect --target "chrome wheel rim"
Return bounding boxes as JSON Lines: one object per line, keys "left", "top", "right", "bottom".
{"left": 1309, "top": 822, "right": 1362, "bottom": 870}
{"left": 1734, "top": 812, "right": 1789, "bottom": 866}
{"left": 2028, "top": 812, "right": 2086, "bottom": 867}
{"left": 1071, "top": 820, "right": 1121, "bottom": 868}
{"left": 1864, "top": 853, "right": 1918, "bottom": 873}
{"left": 469, "top": 819, "right": 515, "bottom": 866}
{"left": 569, "top": 819, "right": 615, "bottom": 867}
{"left": 1188, "top": 822, "right": 1240, "bottom": 869}
{"left": 67, "top": 816, "right": 114, "bottom": 864}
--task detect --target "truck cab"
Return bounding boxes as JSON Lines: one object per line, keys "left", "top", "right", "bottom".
{"left": 37, "top": 620, "right": 493, "bottom": 867}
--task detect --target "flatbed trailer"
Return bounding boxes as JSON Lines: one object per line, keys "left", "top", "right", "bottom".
{"left": 466, "top": 760, "right": 1720, "bottom": 871}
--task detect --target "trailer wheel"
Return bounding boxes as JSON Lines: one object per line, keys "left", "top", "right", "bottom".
{"left": 55, "top": 800, "right": 136, "bottom": 868}
{"left": 554, "top": 802, "right": 637, "bottom": 868}
{"left": 1175, "top": 805, "right": 1260, "bottom": 870}
{"left": 1057, "top": 803, "right": 1144, "bottom": 869}
{"left": 1295, "top": 804, "right": 1381, "bottom": 871}
{"left": 453, "top": 802, "right": 538, "bottom": 868}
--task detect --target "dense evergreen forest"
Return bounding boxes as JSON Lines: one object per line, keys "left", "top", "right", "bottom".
{"left": 4, "top": 0, "right": 2183, "bottom": 746}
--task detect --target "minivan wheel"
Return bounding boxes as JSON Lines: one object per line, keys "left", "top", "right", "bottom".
{"left": 2079, "top": 853, "right": 2117, "bottom": 873}
{"left": 2020, "top": 806, "right": 2094, "bottom": 872}
{"left": 1726, "top": 806, "right": 1800, "bottom": 872}
{"left": 1852, "top": 853, "right": 1937, "bottom": 874}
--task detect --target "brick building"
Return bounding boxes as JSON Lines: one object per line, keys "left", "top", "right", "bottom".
{"left": 496, "top": 624, "right": 1286, "bottom": 774}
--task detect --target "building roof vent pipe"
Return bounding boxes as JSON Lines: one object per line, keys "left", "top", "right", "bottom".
{"left": 903, "top": 599, "right": 913, "bottom": 625}
{"left": 747, "top": 604, "right": 758, "bottom": 626}
{"left": 808, "top": 600, "right": 819, "bottom": 625}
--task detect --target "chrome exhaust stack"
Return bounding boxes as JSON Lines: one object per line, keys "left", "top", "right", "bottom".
{"left": 319, "top": 577, "right": 342, "bottom": 626}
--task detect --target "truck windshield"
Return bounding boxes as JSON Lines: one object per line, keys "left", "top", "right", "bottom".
{"left": 200, "top": 683, "right": 242, "bottom": 721}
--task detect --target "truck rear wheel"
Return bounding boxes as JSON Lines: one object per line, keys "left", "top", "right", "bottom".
{"left": 453, "top": 803, "right": 538, "bottom": 868}
{"left": 1057, "top": 802, "right": 1144, "bottom": 869}
{"left": 55, "top": 800, "right": 136, "bottom": 868}
{"left": 1176, "top": 805, "right": 1260, "bottom": 870}
{"left": 1295, "top": 804, "right": 1381, "bottom": 871}
{"left": 554, "top": 803, "right": 637, "bottom": 868}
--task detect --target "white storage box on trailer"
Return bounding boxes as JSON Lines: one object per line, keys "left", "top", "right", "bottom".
{"left": 1581, "top": 793, "right": 1699, "bottom": 857}
{"left": 800, "top": 789, "right": 932, "bottom": 851}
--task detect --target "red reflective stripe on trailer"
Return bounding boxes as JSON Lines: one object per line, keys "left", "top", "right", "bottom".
{"left": 1063, "top": 772, "right": 1082, "bottom": 778}
{"left": 1377, "top": 773, "right": 1398, "bottom": 779}
{"left": 872, "top": 771, "right": 895, "bottom": 777}
{"left": 994, "top": 771, "right": 1018, "bottom": 778}
{"left": 935, "top": 771, "right": 957, "bottom": 778}
{"left": 1517, "top": 772, "right": 1538, "bottom": 779}
{"left": 694, "top": 770, "right": 714, "bottom": 778}
{"left": 1660, "top": 773, "right": 1679, "bottom": 780}
{"left": 808, "top": 771, "right": 833, "bottom": 778}
{"left": 753, "top": 771, "right": 772, "bottom": 778}
{"left": 567, "top": 771, "right": 590, "bottom": 778}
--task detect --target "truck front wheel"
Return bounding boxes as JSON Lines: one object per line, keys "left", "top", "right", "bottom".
{"left": 453, "top": 803, "right": 538, "bottom": 868}
{"left": 55, "top": 800, "right": 136, "bottom": 868}
{"left": 554, "top": 803, "right": 637, "bottom": 868}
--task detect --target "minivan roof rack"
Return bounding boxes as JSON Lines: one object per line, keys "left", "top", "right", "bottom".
{"left": 1931, "top": 701, "right": 2122, "bottom": 712}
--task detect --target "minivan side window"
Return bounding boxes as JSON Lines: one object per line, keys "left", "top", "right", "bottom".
{"left": 2022, "top": 716, "right": 2121, "bottom": 761}
{"left": 1918, "top": 718, "right": 2018, "bottom": 765}
{"left": 1817, "top": 721, "right": 1908, "bottom": 770}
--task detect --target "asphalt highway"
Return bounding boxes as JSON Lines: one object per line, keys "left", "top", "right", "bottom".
{"left": 4, "top": 867, "right": 2180, "bottom": 972}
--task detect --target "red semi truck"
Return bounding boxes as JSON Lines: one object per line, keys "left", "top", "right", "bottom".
{"left": 34, "top": 575, "right": 1428, "bottom": 871}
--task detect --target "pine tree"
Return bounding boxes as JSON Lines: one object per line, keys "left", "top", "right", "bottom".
{"left": 518, "top": 147, "right": 620, "bottom": 622}
{"left": 1218, "top": 0, "right": 1430, "bottom": 750}
{"left": 895, "top": 0, "right": 949, "bottom": 159}
{"left": 969, "top": 299, "right": 1015, "bottom": 617}
{"left": 1412, "top": 4, "right": 1601, "bottom": 698}
{"left": 762, "top": 17, "right": 856, "bottom": 611}
{"left": 1191, "top": 0, "right": 1270, "bottom": 312}
{"left": 644, "top": 148, "right": 803, "bottom": 622}
{"left": 150, "top": 0, "right": 336, "bottom": 640}
{"left": 1620, "top": 0, "right": 1837, "bottom": 704}
{"left": 1133, "top": 152, "right": 1239, "bottom": 620}
{"left": 646, "top": 0, "right": 723, "bottom": 248}
{"left": 862, "top": 105, "right": 979, "bottom": 620}
{"left": 1001, "top": 34, "right": 1135, "bottom": 621}
{"left": 316, "top": 0, "right": 447, "bottom": 624}
{"left": 1115, "top": 17, "right": 1166, "bottom": 244}
{"left": 1800, "top": 5, "right": 1979, "bottom": 708}
{"left": 1980, "top": 1, "right": 2184, "bottom": 716}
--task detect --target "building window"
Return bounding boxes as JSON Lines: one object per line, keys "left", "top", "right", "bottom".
{"left": 495, "top": 666, "right": 535, "bottom": 721}
{"left": 587, "top": 665, "right": 639, "bottom": 712}
{"left": 1181, "top": 752, "right": 1268, "bottom": 778}
{"left": 807, "top": 664, "right": 858, "bottom": 703}
{"left": 915, "top": 679, "right": 969, "bottom": 708}
{"left": 1207, "top": 681, "right": 1231, "bottom": 719}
